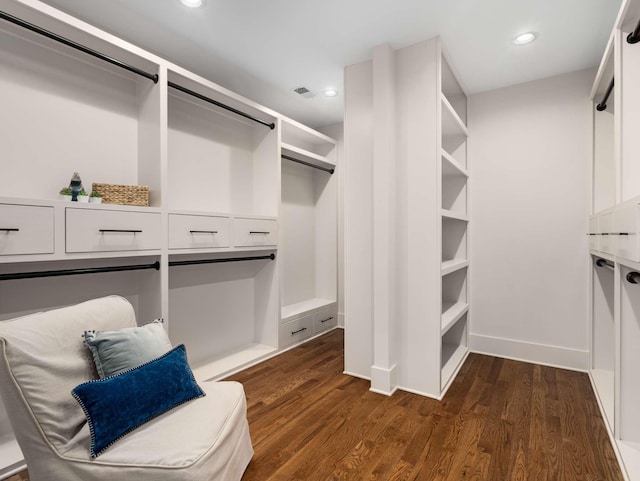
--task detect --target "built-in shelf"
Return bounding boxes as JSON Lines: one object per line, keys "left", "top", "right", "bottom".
{"left": 192, "top": 343, "right": 277, "bottom": 382}
{"left": 441, "top": 301, "right": 469, "bottom": 334}
{"left": 441, "top": 209, "right": 469, "bottom": 222}
{"left": 0, "top": 439, "right": 24, "bottom": 479}
{"left": 590, "top": 368, "right": 615, "bottom": 430}
{"left": 441, "top": 342, "right": 468, "bottom": 387}
{"left": 441, "top": 94, "right": 469, "bottom": 139}
{"left": 441, "top": 259, "right": 469, "bottom": 276}
{"left": 442, "top": 151, "right": 468, "bottom": 178}
{"left": 281, "top": 143, "right": 335, "bottom": 172}
{"left": 281, "top": 298, "right": 336, "bottom": 320}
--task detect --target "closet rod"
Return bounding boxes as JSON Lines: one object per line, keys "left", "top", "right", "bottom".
{"left": 595, "top": 258, "right": 614, "bottom": 270}
{"left": 596, "top": 78, "right": 614, "bottom": 111}
{"left": 168, "top": 81, "right": 275, "bottom": 130}
{"left": 0, "top": 261, "right": 160, "bottom": 281}
{"left": 0, "top": 11, "right": 158, "bottom": 83}
{"left": 169, "top": 253, "right": 275, "bottom": 267}
{"left": 627, "top": 272, "right": 640, "bottom": 284}
{"left": 282, "top": 154, "right": 335, "bottom": 174}
{"left": 628, "top": 18, "right": 640, "bottom": 44}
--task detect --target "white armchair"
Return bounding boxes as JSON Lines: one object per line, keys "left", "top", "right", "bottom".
{"left": 0, "top": 296, "right": 253, "bottom": 480}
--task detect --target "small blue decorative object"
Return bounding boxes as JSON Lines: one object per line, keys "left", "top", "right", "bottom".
{"left": 71, "top": 344, "right": 205, "bottom": 458}
{"left": 69, "top": 172, "right": 83, "bottom": 202}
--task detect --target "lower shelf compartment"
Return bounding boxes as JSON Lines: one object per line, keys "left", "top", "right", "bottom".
{"left": 590, "top": 368, "right": 615, "bottom": 431}
{"left": 191, "top": 343, "right": 277, "bottom": 381}
{"left": 0, "top": 438, "right": 24, "bottom": 478}
{"left": 618, "top": 440, "right": 640, "bottom": 481}
{"left": 441, "top": 343, "right": 469, "bottom": 390}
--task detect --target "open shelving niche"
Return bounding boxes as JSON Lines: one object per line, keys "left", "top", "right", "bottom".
{"left": 279, "top": 119, "right": 338, "bottom": 334}
{"left": 165, "top": 69, "right": 281, "bottom": 381}
{"left": 439, "top": 49, "right": 469, "bottom": 391}
{"left": 0, "top": 4, "right": 165, "bottom": 474}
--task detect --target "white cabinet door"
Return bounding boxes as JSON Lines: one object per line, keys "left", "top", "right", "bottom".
{"left": 66, "top": 208, "right": 162, "bottom": 253}
{"left": 169, "top": 214, "right": 230, "bottom": 249}
{"left": 279, "top": 314, "right": 313, "bottom": 348}
{"left": 233, "top": 218, "right": 278, "bottom": 247}
{"left": 0, "top": 204, "right": 54, "bottom": 256}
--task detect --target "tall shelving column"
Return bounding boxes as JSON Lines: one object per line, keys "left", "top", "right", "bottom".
{"left": 439, "top": 50, "right": 470, "bottom": 392}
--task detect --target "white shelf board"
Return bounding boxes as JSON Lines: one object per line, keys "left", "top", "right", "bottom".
{"left": 441, "top": 151, "right": 468, "bottom": 177}
{"left": 441, "top": 342, "right": 469, "bottom": 388}
{"left": 441, "top": 94, "right": 469, "bottom": 139}
{"left": 441, "top": 301, "right": 469, "bottom": 335}
{"left": 192, "top": 343, "right": 277, "bottom": 382}
{"left": 618, "top": 440, "right": 640, "bottom": 481}
{"left": 281, "top": 298, "right": 336, "bottom": 320}
{"left": 441, "top": 259, "right": 469, "bottom": 276}
{"left": 441, "top": 209, "right": 469, "bottom": 222}
{"left": 0, "top": 438, "right": 23, "bottom": 477}
{"left": 590, "top": 368, "right": 615, "bottom": 431}
{"left": 281, "top": 143, "right": 335, "bottom": 171}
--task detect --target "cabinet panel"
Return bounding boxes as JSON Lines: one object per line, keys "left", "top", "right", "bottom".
{"left": 233, "top": 218, "right": 278, "bottom": 247}
{"left": 615, "top": 205, "right": 640, "bottom": 261}
{"left": 314, "top": 307, "right": 337, "bottom": 334}
{"left": 0, "top": 204, "right": 54, "bottom": 256}
{"left": 599, "top": 212, "right": 615, "bottom": 255}
{"left": 279, "top": 314, "right": 313, "bottom": 348}
{"left": 66, "top": 208, "right": 162, "bottom": 253}
{"left": 168, "top": 214, "right": 230, "bottom": 250}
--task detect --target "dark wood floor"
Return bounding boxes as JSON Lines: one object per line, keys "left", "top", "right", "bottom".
{"left": 8, "top": 328, "right": 623, "bottom": 481}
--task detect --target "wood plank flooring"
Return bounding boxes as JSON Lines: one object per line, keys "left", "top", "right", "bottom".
{"left": 7, "top": 328, "right": 623, "bottom": 481}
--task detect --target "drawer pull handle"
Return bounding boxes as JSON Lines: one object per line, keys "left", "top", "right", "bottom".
{"left": 190, "top": 230, "right": 218, "bottom": 234}
{"left": 291, "top": 327, "right": 307, "bottom": 335}
{"left": 320, "top": 317, "right": 334, "bottom": 323}
{"left": 99, "top": 229, "right": 142, "bottom": 234}
{"left": 0, "top": 228, "right": 19, "bottom": 232}
{"left": 249, "top": 231, "right": 270, "bottom": 235}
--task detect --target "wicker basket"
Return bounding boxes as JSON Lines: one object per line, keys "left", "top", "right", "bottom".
{"left": 91, "top": 183, "right": 149, "bottom": 207}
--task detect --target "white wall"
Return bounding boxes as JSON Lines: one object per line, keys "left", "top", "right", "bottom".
{"left": 468, "top": 69, "right": 593, "bottom": 370}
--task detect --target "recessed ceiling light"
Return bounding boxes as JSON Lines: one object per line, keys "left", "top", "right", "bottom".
{"left": 513, "top": 32, "right": 537, "bottom": 45}
{"left": 324, "top": 89, "right": 338, "bottom": 97}
{"left": 180, "top": 0, "right": 203, "bottom": 7}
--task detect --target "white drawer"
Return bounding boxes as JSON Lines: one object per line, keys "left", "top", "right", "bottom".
{"left": 169, "top": 214, "right": 230, "bottom": 250}
{"left": 233, "top": 218, "right": 278, "bottom": 247}
{"left": 615, "top": 205, "right": 640, "bottom": 261}
{"left": 599, "top": 212, "right": 615, "bottom": 255}
{"left": 314, "top": 308, "right": 338, "bottom": 334}
{"left": 279, "top": 314, "right": 313, "bottom": 348}
{"left": 66, "top": 208, "right": 162, "bottom": 253}
{"left": 0, "top": 204, "right": 54, "bottom": 256}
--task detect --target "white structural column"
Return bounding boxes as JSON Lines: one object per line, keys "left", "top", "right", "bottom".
{"left": 370, "top": 44, "right": 399, "bottom": 395}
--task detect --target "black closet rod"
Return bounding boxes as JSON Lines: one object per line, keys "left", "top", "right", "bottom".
{"left": 0, "top": 11, "right": 158, "bottom": 83}
{"left": 0, "top": 261, "right": 160, "bottom": 281}
{"left": 595, "top": 258, "right": 614, "bottom": 270}
{"left": 169, "top": 253, "right": 275, "bottom": 267}
{"left": 596, "top": 77, "right": 614, "bottom": 111}
{"left": 168, "top": 81, "right": 275, "bottom": 130}
{"left": 628, "top": 18, "right": 640, "bottom": 44}
{"left": 282, "top": 154, "right": 335, "bottom": 174}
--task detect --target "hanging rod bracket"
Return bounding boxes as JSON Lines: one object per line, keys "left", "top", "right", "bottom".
{"left": 627, "top": 272, "right": 640, "bottom": 284}
{"left": 595, "top": 258, "right": 614, "bottom": 270}
{"left": 628, "top": 18, "right": 640, "bottom": 44}
{"left": 596, "top": 77, "right": 614, "bottom": 112}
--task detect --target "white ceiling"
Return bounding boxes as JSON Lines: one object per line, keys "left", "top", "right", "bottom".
{"left": 38, "top": 0, "right": 622, "bottom": 129}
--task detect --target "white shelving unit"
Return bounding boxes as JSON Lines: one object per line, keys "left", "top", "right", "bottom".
{"left": 0, "top": 1, "right": 338, "bottom": 477}
{"left": 589, "top": 1, "right": 640, "bottom": 479}
{"left": 279, "top": 119, "right": 338, "bottom": 343}
{"left": 439, "top": 49, "right": 470, "bottom": 392}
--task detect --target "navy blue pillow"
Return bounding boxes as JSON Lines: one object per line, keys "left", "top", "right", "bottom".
{"left": 71, "top": 344, "right": 205, "bottom": 458}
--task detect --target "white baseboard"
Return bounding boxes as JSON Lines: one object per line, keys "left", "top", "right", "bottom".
{"left": 469, "top": 333, "right": 589, "bottom": 372}
{"left": 370, "top": 363, "right": 398, "bottom": 396}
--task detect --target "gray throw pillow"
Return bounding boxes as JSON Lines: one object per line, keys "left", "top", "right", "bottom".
{"left": 83, "top": 320, "right": 172, "bottom": 378}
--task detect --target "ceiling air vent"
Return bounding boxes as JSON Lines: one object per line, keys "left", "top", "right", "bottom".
{"left": 293, "top": 86, "right": 315, "bottom": 99}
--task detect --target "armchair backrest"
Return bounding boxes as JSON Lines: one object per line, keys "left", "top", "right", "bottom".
{"left": 0, "top": 296, "right": 136, "bottom": 457}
